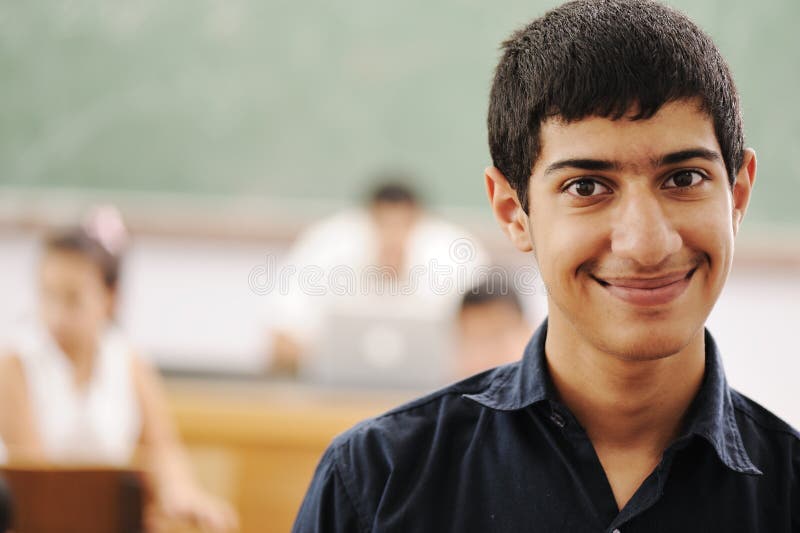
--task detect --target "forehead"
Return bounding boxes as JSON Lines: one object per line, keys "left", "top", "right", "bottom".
{"left": 535, "top": 99, "right": 721, "bottom": 172}
{"left": 41, "top": 250, "right": 102, "bottom": 281}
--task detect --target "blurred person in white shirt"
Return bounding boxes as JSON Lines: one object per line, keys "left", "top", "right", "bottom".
{"left": 267, "top": 179, "right": 489, "bottom": 375}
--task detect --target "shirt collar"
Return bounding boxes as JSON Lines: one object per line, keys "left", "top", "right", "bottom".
{"left": 463, "top": 318, "right": 762, "bottom": 476}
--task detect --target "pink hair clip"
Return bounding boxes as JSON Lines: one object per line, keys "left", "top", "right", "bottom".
{"left": 82, "top": 205, "right": 129, "bottom": 256}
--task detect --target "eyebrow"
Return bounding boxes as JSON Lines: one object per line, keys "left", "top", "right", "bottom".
{"left": 543, "top": 147, "right": 723, "bottom": 176}
{"left": 656, "top": 148, "right": 722, "bottom": 167}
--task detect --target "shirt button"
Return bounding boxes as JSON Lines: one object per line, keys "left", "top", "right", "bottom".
{"left": 549, "top": 411, "right": 566, "bottom": 427}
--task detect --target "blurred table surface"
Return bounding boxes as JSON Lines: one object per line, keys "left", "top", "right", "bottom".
{"left": 165, "top": 377, "right": 422, "bottom": 533}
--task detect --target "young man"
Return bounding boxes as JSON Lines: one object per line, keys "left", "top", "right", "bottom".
{"left": 293, "top": 1, "right": 799, "bottom": 531}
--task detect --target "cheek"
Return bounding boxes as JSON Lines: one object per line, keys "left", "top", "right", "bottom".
{"left": 39, "top": 297, "right": 62, "bottom": 331}
{"left": 531, "top": 210, "right": 609, "bottom": 290}
{"left": 82, "top": 290, "right": 112, "bottom": 325}
{"left": 41, "top": 289, "right": 109, "bottom": 334}
{"left": 677, "top": 201, "right": 735, "bottom": 282}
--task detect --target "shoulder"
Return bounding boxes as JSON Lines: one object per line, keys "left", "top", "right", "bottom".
{"left": 287, "top": 209, "right": 371, "bottom": 265}
{"left": 729, "top": 389, "right": 800, "bottom": 476}
{"left": 410, "top": 216, "right": 490, "bottom": 265}
{"left": 0, "top": 350, "right": 24, "bottom": 372}
{"left": 340, "top": 365, "right": 502, "bottom": 436}
{"left": 0, "top": 350, "right": 26, "bottom": 385}
{"left": 299, "top": 368, "right": 507, "bottom": 529}
{"left": 1, "top": 320, "right": 48, "bottom": 362}
{"left": 0, "top": 350, "right": 25, "bottom": 383}
{"left": 127, "top": 346, "right": 159, "bottom": 391}
{"left": 0, "top": 350, "right": 30, "bottom": 410}
{"left": 730, "top": 389, "right": 800, "bottom": 440}
{"left": 326, "top": 366, "right": 506, "bottom": 483}
{"left": 297, "top": 209, "right": 369, "bottom": 245}
{"left": 412, "top": 216, "right": 481, "bottom": 249}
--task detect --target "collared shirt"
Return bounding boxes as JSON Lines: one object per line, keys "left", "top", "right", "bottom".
{"left": 293, "top": 320, "right": 800, "bottom": 532}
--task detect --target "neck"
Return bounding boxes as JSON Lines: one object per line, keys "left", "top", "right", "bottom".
{"left": 544, "top": 315, "right": 705, "bottom": 455}
{"left": 58, "top": 336, "right": 99, "bottom": 387}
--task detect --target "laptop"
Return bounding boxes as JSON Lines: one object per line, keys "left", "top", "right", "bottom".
{"left": 302, "top": 305, "right": 454, "bottom": 389}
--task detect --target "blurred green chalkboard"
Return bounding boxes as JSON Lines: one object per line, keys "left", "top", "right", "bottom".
{"left": 0, "top": 0, "right": 797, "bottom": 224}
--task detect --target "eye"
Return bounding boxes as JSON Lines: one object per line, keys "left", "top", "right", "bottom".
{"left": 663, "top": 170, "right": 706, "bottom": 189}
{"left": 563, "top": 178, "right": 612, "bottom": 197}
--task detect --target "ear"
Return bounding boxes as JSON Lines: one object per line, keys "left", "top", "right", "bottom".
{"left": 732, "top": 148, "right": 756, "bottom": 236}
{"left": 485, "top": 166, "right": 534, "bottom": 252}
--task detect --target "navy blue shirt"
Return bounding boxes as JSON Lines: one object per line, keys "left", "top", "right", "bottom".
{"left": 294, "top": 320, "right": 800, "bottom": 532}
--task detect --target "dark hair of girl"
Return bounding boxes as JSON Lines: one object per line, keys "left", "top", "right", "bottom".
{"left": 43, "top": 206, "right": 128, "bottom": 291}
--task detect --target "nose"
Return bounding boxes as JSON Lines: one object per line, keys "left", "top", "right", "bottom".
{"left": 610, "top": 188, "right": 682, "bottom": 267}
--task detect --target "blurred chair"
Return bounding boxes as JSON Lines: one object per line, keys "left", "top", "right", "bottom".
{"left": 0, "top": 476, "right": 11, "bottom": 533}
{"left": 0, "top": 467, "right": 143, "bottom": 533}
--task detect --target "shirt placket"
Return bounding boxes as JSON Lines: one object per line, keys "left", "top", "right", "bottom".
{"left": 545, "top": 400, "right": 678, "bottom": 533}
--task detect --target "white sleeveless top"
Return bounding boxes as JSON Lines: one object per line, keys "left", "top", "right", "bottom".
{"left": 13, "top": 322, "right": 141, "bottom": 466}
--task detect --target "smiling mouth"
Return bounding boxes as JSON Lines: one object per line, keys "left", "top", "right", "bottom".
{"left": 591, "top": 268, "right": 697, "bottom": 306}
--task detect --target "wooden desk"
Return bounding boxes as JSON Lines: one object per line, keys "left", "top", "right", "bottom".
{"left": 166, "top": 379, "right": 417, "bottom": 533}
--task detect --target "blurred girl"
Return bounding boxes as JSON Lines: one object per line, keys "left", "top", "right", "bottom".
{"left": 0, "top": 207, "right": 237, "bottom": 532}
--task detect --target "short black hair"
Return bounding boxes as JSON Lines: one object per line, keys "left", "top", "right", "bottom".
{"left": 460, "top": 279, "right": 524, "bottom": 316}
{"left": 44, "top": 228, "right": 121, "bottom": 291}
{"left": 488, "top": 0, "right": 744, "bottom": 212}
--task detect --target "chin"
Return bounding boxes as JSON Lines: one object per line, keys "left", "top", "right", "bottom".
{"left": 592, "top": 320, "right": 702, "bottom": 361}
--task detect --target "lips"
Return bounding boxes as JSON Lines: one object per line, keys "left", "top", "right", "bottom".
{"left": 592, "top": 268, "right": 696, "bottom": 306}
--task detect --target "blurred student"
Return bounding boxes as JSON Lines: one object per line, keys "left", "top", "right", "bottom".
{"left": 455, "top": 280, "right": 533, "bottom": 379}
{"left": 0, "top": 207, "right": 237, "bottom": 532}
{"left": 269, "top": 179, "right": 488, "bottom": 374}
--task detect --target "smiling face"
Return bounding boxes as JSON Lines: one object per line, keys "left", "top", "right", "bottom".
{"left": 487, "top": 98, "right": 756, "bottom": 361}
